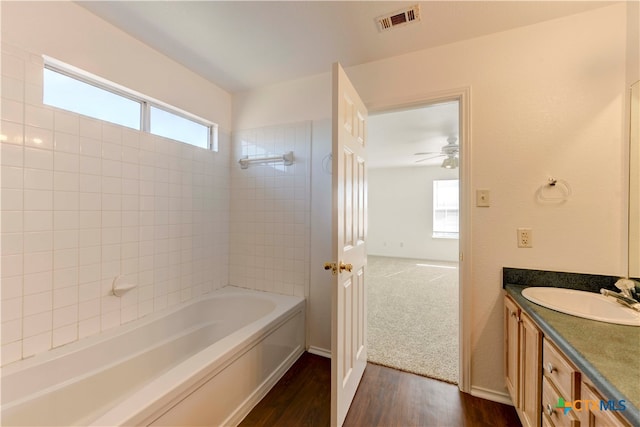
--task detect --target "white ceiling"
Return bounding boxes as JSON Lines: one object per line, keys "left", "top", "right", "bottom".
{"left": 78, "top": 1, "right": 612, "bottom": 168}
{"left": 79, "top": 1, "right": 611, "bottom": 94}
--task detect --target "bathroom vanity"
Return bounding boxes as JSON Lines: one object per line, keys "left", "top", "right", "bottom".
{"left": 503, "top": 269, "right": 639, "bottom": 427}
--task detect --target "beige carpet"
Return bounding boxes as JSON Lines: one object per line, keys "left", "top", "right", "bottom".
{"left": 367, "top": 256, "right": 459, "bottom": 384}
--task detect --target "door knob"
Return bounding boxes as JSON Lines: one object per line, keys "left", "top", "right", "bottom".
{"left": 324, "top": 261, "right": 353, "bottom": 275}
{"left": 324, "top": 262, "right": 338, "bottom": 275}
{"left": 339, "top": 262, "right": 353, "bottom": 272}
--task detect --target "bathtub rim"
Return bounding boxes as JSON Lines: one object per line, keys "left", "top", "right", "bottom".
{"left": 1, "top": 286, "right": 299, "bottom": 377}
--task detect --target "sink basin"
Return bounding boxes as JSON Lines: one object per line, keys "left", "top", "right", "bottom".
{"left": 521, "top": 287, "right": 640, "bottom": 326}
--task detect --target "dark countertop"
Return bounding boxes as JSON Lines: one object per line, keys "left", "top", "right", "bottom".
{"left": 505, "top": 284, "right": 640, "bottom": 426}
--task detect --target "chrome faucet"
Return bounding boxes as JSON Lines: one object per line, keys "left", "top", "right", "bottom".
{"left": 600, "top": 279, "right": 640, "bottom": 312}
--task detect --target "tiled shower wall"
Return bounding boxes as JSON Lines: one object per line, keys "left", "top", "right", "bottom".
{"left": 0, "top": 43, "right": 230, "bottom": 366}
{"left": 230, "top": 122, "right": 311, "bottom": 298}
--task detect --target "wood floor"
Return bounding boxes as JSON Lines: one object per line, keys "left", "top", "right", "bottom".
{"left": 240, "top": 352, "right": 522, "bottom": 427}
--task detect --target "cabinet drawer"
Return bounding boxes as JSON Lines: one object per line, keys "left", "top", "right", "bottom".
{"left": 543, "top": 338, "right": 579, "bottom": 400}
{"left": 542, "top": 376, "right": 579, "bottom": 427}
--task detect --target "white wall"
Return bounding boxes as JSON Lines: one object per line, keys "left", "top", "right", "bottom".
{"left": 0, "top": 4, "right": 231, "bottom": 365}
{"left": 232, "top": 3, "right": 632, "bottom": 398}
{"left": 368, "top": 166, "right": 459, "bottom": 261}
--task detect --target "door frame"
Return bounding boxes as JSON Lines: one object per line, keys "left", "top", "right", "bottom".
{"left": 366, "top": 86, "right": 472, "bottom": 393}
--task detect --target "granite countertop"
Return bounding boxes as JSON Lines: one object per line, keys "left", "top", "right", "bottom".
{"left": 505, "top": 284, "right": 640, "bottom": 426}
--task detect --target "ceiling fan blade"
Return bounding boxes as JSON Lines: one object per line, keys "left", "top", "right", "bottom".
{"left": 415, "top": 154, "right": 444, "bottom": 163}
{"left": 414, "top": 152, "right": 440, "bottom": 156}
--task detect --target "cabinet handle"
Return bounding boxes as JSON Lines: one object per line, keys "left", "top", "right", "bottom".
{"left": 546, "top": 363, "right": 555, "bottom": 374}
{"left": 546, "top": 403, "right": 554, "bottom": 416}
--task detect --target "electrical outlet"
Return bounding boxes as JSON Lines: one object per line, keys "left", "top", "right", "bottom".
{"left": 517, "top": 228, "right": 533, "bottom": 248}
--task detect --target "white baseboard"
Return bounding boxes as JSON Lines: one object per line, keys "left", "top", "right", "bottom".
{"left": 470, "top": 386, "right": 514, "bottom": 406}
{"left": 307, "top": 346, "right": 331, "bottom": 358}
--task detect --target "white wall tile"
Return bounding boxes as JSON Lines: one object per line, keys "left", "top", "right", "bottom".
{"left": 53, "top": 248, "right": 78, "bottom": 270}
{"left": 1, "top": 99, "right": 24, "bottom": 123}
{"left": 53, "top": 267, "right": 77, "bottom": 290}
{"left": 24, "top": 211, "right": 52, "bottom": 232}
{"left": 25, "top": 125, "right": 53, "bottom": 150}
{"left": 1, "top": 53, "right": 25, "bottom": 80}
{"left": 23, "top": 295, "right": 52, "bottom": 320}
{"left": 24, "top": 59, "right": 43, "bottom": 87}
{"left": 1, "top": 120, "right": 25, "bottom": 145}
{"left": 79, "top": 137, "right": 101, "bottom": 158}
{"left": 25, "top": 83, "right": 43, "bottom": 107}
{"left": 79, "top": 281, "right": 100, "bottom": 303}
{"left": 22, "top": 331, "right": 51, "bottom": 358}
{"left": 23, "top": 251, "right": 52, "bottom": 274}
{"left": 24, "top": 189, "right": 53, "bottom": 210}
{"left": 54, "top": 111, "right": 79, "bottom": 135}
{"left": 78, "top": 316, "right": 99, "bottom": 339}
{"left": 53, "top": 171, "right": 79, "bottom": 192}
{"left": 54, "top": 191, "right": 78, "bottom": 211}
{"left": 79, "top": 117, "right": 101, "bottom": 140}
{"left": 1, "top": 232, "right": 22, "bottom": 255}
{"left": 24, "top": 168, "right": 52, "bottom": 190}
{"left": 24, "top": 147, "right": 53, "bottom": 170}
{"left": 53, "top": 229, "right": 79, "bottom": 250}
{"left": 25, "top": 104, "right": 54, "bottom": 129}
{"left": 52, "top": 324, "right": 77, "bottom": 348}
{"left": 2, "top": 318, "right": 22, "bottom": 344}
{"left": 53, "top": 288, "right": 78, "bottom": 311}
{"left": 23, "top": 231, "right": 52, "bottom": 253}
{"left": 54, "top": 152, "right": 79, "bottom": 173}
{"left": 54, "top": 132, "right": 79, "bottom": 153}
{"left": 1, "top": 76, "right": 23, "bottom": 102}
{"left": 1, "top": 210, "right": 24, "bottom": 233}
{"left": 2, "top": 298, "right": 22, "bottom": 324}
{"left": 2, "top": 341, "right": 22, "bottom": 365}
{"left": 23, "top": 271, "right": 51, "bottom": 295}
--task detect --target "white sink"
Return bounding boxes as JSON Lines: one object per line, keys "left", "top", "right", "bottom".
{"left": 521, "top": 287, "right": 640, "bottom": 326}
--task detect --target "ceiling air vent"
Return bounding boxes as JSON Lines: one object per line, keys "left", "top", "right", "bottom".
{"left": 376, "top": 4, "right": 421, "bottom": 32}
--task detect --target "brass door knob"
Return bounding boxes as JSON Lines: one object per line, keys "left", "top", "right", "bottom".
{"left": 324, "top": 261, "right": 352, "bottom": 275}
{"left": 339, "top": 262, "right": 353, "bottom": 272}
{"left": 324, "top": 262, "right": 338, "bottom": 275}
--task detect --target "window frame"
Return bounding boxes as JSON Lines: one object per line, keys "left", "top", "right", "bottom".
{"left": 43, "top": 56, "right": 218, "bottom": 151}
{"left": 432, "top": 179, "right": 460, "bottom": 239}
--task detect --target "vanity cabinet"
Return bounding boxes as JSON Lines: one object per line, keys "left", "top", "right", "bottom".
{"left": 504, "top": 295, "right": 542, "bottom": 427}
{"left": 504, "top": 294, "right": 632, "bottom": 427}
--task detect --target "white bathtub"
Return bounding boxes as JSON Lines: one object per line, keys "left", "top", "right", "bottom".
{"left": 1, "top": 286, "right": 305, "bottom": 426}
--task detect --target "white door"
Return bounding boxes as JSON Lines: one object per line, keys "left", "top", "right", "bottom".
{"left": 330, "top": 62, "right": 368, "bottom": 427}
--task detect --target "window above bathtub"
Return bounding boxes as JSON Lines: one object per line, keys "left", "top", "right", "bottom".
{"left": 43, "top": 56, "right": 218, "bottom": 151}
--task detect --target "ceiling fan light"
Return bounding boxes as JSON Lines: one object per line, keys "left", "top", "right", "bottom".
{"left": 441, "top": 156, "right": 458, "bottom": 169}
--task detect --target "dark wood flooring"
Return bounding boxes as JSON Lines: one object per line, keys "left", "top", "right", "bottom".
{"left": 239, "top": 352, "right": 522, "bottom": 427}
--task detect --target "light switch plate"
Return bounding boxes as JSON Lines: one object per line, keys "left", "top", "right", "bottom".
{"left": 476, "top": 189, "right": 490, "bottom": 207}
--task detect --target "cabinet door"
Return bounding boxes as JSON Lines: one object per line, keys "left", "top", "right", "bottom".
{"left": 504, "top": 296, "right": 520, "bottom": 407}
{"left": 580, "top": 382, "right": 630, "bottom": 427}
{"left": 520, "top": 311, "right": 542, "bottom": 427}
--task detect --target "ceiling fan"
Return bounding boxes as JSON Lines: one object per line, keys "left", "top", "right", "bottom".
{"left": 414, "top": 136, "right": 459, "bottom": 169}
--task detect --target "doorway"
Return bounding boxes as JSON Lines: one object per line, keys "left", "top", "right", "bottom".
{"left": 366, "top": 99, "right": 461, "bottom": 385}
